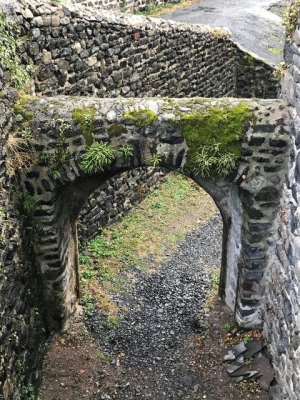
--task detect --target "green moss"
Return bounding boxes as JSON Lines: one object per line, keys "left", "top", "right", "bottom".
{"left": 13, "top": 96, "right": 34, "bottom": 122}
{"left": 108, "top": 123, "right": 127, "bottom": 137}
{"left": 124, "top": 109, "right": 158, "bottom": 128}
{"left": 244, "top": 54, "right": 254, "bottom": 66}
{"left": 181, "top": 103, "right": 253, "bottom": 169}
{"left": 72, "top": 106, "right": 96, "bottom": 146}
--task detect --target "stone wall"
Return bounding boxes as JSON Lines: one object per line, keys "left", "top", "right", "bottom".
{"left": 0, "top": 5, "right": 47, "bottom": 400}
{"left": 17, "top": 0, "right": 278, "bottom": 99}
{"left": 262, "top": 16, "right": 300, "bottom": 400}
{"left": 78, "top": 167, "right": 166, "bottom": 240}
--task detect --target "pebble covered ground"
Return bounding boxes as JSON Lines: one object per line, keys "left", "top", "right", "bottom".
{"left": 86, "top": 214, "right": 223, "bottom": 399}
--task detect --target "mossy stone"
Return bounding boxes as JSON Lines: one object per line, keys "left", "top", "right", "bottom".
{"left": 124, "top": 109, "right": 158, "bottom": 128}
{"left": 108, "top": 123, "right": 127, "bottom": 137}
{"left": 181, "top": 103, "right": 254, "bottom": 168}
{"left": 72, "top": 106, "right": 96, "bottom": 146}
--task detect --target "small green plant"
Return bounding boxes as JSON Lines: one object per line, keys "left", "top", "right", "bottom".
{"left": 21, "top": 384, "right": 36, "bottom": 400}
{"left": 87, "top": 233, "right": 118, "bottom": 258}
{"left": 148, "top": 153, "right": 162, "bottom": 167}
{"left": 49, "top": 170, "right": 61, "bottom": 180}
{"left": 243, "top": 335, "right": 250, "bottom": 345}
{"left": 79, "top": 254, "right": 92, "bottom": 266}
{"left": 193, "top": 142, "right": 237, "bottom": 177}
{"left": 82, "top": 294, "right": 95, "bottom": 316}
{"left": 21, "top": 127, "right": 33, "bottom": 143}
{"left": 119, "top": 144, "right": 134, "bottom": 159}
{"left": 80, "top": 142, "right": 116, "bottom": 174}
{"left": 16, "top": 359, "right": 23, "bottom": 373}
{"left": 40, "top": 121, "right": 70, "bottom": 177}
{"left": 23, "top": 195, "right": 36, "bottom": 216}
{"left": 225, "top": 322, "right": 236, "bottom": 332}
{"left": 105, "top": 314, "right": 121, "bottom": 329}
{"left": 211, "top": 272, "right": 220, "bottom": 286}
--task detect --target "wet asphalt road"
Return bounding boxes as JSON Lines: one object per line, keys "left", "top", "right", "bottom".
{"left": 161, "top": 0, "right": 287, "bottom": 65}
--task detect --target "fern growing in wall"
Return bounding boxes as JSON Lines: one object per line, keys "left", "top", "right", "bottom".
{"left": 80, "top": 142, "right": 116, "bottom": 174}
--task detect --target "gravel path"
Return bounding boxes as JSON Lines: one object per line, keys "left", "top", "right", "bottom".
{"left": 86, "top": 213, "right": 222, "bottom": 399}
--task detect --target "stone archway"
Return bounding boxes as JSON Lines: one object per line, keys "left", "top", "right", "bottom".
{"left": 16, "top": 95, "right": 289, "bottom": 330}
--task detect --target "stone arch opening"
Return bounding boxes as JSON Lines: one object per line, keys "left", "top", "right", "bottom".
{"left": 51, "top": 167, "right": 233, "bottom": 331}
{"left": 17, "top": 95, "right": 290, "bottom": 332}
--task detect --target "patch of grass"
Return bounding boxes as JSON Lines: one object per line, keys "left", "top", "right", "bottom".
{"left": 225, "top": 321, "right": 236, "bottom": 332}
{"left": 83, "top": 173, "right": 217, "bottom": 282}
{"left": 105, "top": 314, "right": 121, "bottom": 329}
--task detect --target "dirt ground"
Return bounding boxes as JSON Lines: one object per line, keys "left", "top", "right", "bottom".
{"left": 40, "top": 299, "right": 268, "bottom": 400}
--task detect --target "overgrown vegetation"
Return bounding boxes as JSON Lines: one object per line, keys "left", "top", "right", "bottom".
{"left": 181, "top": 104, "right": 253, "bottom": 176}
{"left": 5, "top": 134, "right": 36, "bottom": 177}
{"left": 80, "top": 141, "right": 116, "bottom": 174}
{"left": 0, "top": 13, "right": 32, "bottom": 88}
{"left": 282, "top": 0, "right": 300, "bottom": 42}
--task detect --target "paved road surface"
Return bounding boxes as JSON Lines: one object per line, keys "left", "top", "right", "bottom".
{"left": 161, "top": 0, "right": 286, "bottom": 65}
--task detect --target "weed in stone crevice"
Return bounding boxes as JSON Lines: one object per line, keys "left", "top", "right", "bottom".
{"left": 22, "top": 194, "right": 36, "bottom": 216}
{"left": 80, "top": 142, "right": 116, "bottom": 174}
{"left": 39, "top": 121, "right": 70, "bottom": 179}
{"left": 225, "top": 321, "right": 236, "bottom": 332}
{"left": 72, "top": 106, "right": 96, "bottom": 146}
{"left": 118, "top": 144, "right": 134, "bottom": 159}
{"left": 148, "top": 153, "right": 162, "bottom": 167}
{"left": 193, "top": 142, "right": 238, "bottom": 177}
